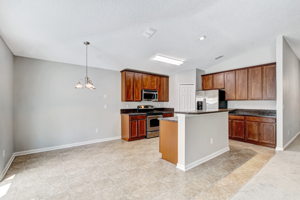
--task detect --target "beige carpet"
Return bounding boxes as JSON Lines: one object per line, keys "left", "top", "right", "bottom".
{"left": 0, "top": 139, "right": 274, "bottom": 200}
{"left": 232, "top": 135, "right": 300, "bottom": 200}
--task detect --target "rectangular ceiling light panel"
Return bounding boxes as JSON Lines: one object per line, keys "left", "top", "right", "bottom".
{"left": 152, "top": 54, "right": 185, "bottom": 66}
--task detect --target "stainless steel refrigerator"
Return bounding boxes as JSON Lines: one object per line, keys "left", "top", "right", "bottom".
{"left": 195, "top": 89, "right": 227, "bottom": 110}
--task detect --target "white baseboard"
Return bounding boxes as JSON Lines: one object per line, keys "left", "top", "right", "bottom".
{"left": 282, "top": 131, "right": 300, "bottom": 150}
{"left": 0, "top": 155, "right": 15, "bottom": 181}
{"left": 14, "top": 136, "right": 121, "bottom": 156}
{"left": 177, "top": 147, "right": 230, "bottom": 171}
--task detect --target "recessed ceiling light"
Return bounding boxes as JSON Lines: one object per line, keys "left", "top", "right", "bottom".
{"left": 152, "top": 54, "right": 185, "bottom": 66}
{"left": 199, "top": 35, "right": 207, "bottom": 41}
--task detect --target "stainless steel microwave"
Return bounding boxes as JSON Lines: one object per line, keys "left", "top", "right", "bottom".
{"left": 142, "top": 90, "right": 158, "bottom": 101}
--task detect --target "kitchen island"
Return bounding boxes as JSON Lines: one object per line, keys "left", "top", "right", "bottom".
{"left": 159, "top": 109, "right": 229, "bottom": 171}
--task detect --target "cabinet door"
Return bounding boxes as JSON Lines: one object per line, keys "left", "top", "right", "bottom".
{"left": 138, "top": 119, "right": 146, "bottom": 137}
{"left": 121, "top": 71, "right": 134, "bottom": 101}
{"left": 232, "top": 120, "right": 245, "bottom": 140}
{"left": 213, "top": 73, "right": 225, "bottom": 89}
{"left": 142, "top": 74, "right": 158, "bottom": 90}
{"left": 259, "top": 122, "right": 276, "bottom": 147}
{"left": 202, "top": 75, "right": 213, "bottom": 90}
{"left": 225, "top": 71, "right": 236, "bottom": 100}
{"left": 263, "top": 64, "right": 276, "bottom": 100}
{"left": 248, "top": 67, "right": 263, "bottom": 100}
{"left": 130, "top": 120, "right": 138, "bottom": 138}
{"left": 158, "top": 77, "right": 169, "bottom": 102}
{"left": 245, "top": 121, "right": 260, "bottom": 143}
{"left": 134, "top": 73, "right": 142, "bottom": 101}
{"left": 235, "top": 69, "right": 248, "bottom": 100}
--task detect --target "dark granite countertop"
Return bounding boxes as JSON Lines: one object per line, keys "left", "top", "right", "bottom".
{"left": 229, "top": 109, "right": 276, "bottom": 118}
{"left": 158, "top": 117, "right": 178, "bottom": 122}
{"left": 175, "top": 109, "right": 229, "bottom": 115}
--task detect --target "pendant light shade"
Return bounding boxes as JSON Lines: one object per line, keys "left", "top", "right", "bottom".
{"left": 75, "top": 41, "right": 96, "bottom": 90}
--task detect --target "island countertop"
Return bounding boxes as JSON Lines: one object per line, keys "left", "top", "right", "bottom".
{"left": 175, "top": 109, "right": 229, "bottom": 115}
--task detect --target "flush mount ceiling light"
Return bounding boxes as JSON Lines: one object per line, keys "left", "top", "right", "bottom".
{"left": 75, "top": 41, "right": 96, "bottom": 90}
{"left": 152, "top": 54, "right": 185, "bottom": 66}
{"left": 199, "top": 35, "right": 207, "bottom": 41}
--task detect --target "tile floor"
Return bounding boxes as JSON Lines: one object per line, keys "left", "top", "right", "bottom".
{"left": 0, "top": 138, "right": 274, "bottom": 200}
{"left": 232, "top": 135, "right": 300, "bottom": 200}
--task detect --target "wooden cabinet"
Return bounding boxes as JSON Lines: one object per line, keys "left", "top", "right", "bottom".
{"left": 263, "top": 64, "right": 276, "bottom": 100}
{"left": 121, "top": 114, "right": 146, "bottom": 141}
{"left": 248, "top": 67, "right": 263, "bottom": 100}
{"left": 121, "top": 70, "right": 169, "bottom": 102}
{"left": 245, "top": 121, "right": 260, "bottom": 143}
{"left": 225, "top": 71, "right": 236, "bottom": 100}
{"left": 202, "top": 75, "right": 213, "bottom": 90}
{"left": 235, "top": 69, "right": 248, "bottom": 100}
{"left": 201, "top": 63, "right": 276, "bottom": 101}
{"left": 163, "top": 113, "right": 174, "bottom": 118}
{"left": 260, "top": 122, "right": 276, "bottom": 147}
{"left": 133, "top": 73, "right": 142, "bottom": 101}
{"left": 213, "top": 73, "right": 225, "bottom": 89}
{"left": 229, "top": 115, "right": 276, "bottom": 148}
{"left": 158, "top": 76, "right": 169, "bottom": 102}
{"left": 142, "top": 74, "right": 158, "bottom": 90}
{"left": 121, "top": 71, "right": 134, "bottom": 101}
{"left": 230, "top": 116, "right": 245, "bottom": 140}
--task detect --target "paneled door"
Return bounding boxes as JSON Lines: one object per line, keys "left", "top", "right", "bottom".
{"left": 179, "top": 84, "right": 195, "bottom": 111}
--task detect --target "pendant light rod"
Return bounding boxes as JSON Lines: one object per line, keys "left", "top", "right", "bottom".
{"left": 84, "top": 41, "right": 90, "bottom": 78}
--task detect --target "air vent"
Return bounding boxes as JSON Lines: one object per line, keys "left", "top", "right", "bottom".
{"left": 215, "top": 55, "right": 224, "bottom": 60}
{"left": 142, "top": 28, "right": 157, "bottom": 39}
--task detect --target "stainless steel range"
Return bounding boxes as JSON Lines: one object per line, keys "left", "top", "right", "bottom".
{"left": 137, "top": 105, "right": 163, "bottom": 138}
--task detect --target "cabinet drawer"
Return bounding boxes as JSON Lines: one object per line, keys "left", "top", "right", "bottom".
{"left": 130, "top": 115, "right": 146, "bottom": 120}
{"left": 229, "top": 115, "right": 245, "bottom": 120}
{"left": 163, "top": 113, "right": 174, "bottom": 118}
{"left": 245, "top": 116, "right": 275, "bottom": 123}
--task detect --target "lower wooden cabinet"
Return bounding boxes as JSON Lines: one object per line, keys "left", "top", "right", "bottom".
{"left": 121, "top": 114, "right": 146, "bottom": 141}
{"left": 229, "top": 115, "right": 276, "bottom": 148}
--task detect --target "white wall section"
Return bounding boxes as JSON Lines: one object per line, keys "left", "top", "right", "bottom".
{"left": 276, "top": 36, "right": 300, "bottom": 150}
{"left": 0, "top": 37, "right": 14, "bottom": 179}
{"left": 13, "top": 57, "right": 124, "bottom": 152}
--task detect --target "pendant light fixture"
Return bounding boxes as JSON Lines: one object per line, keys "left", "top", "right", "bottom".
{"left": 75, "top": 41, "right": 96, "bottom": 90}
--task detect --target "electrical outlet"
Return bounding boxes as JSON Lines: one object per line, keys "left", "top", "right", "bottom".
{"left": 2, "top": 150, "right": 6, "bottom": 158}
{"left": 104, "top": 104, "right": 107, "bottom": 109}
{"left": 103, "top": 94, "right": 107, "bottom": 99}
{"left": 96, "top": 128, "right": 99, "bottom": 133}
{"left": 210, "top": 138, "right": 214, "bottom": 144}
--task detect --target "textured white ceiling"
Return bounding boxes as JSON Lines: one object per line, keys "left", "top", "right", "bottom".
{"left": 0, "top": 0, "right": 300, "bottom": 74}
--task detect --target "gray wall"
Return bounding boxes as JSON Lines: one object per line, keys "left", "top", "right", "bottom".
{"left": 281, "top": 37, "right": 300, "bottom": 146}
{"left": 13, "top": 57, "right": 123, "bottom": 152}
{"left": 0, "top": 37, "right": 14, "bottom": 175}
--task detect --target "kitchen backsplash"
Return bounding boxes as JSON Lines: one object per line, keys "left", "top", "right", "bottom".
{"left": 121, "top": 101, "right": 168, "bottom": 109}
{"left": 228, "top": 100, "right": 276, "bottom": 110}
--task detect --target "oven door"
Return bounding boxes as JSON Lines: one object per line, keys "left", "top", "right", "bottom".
{"left": 147, "top": 115, "right": 162, "bottom": 132}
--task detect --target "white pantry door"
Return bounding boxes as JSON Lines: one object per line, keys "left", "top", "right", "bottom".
{"left": 179, "top": 84, "right": 195, "bottom": 111}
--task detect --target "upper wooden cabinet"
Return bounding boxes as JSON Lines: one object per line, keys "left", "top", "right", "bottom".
{"left": 213, "top": 73, "right": 225, "bottom": 89}
{"left": 224, "top": 71, "right": 236, "bottom": 100}
{"left": 158, "top": 76, "right": 169, "bottom": 102}
{"left": 263, "top": 64, "right": 276, "bottom": 100}
{"left": 248, "top": 66, "right": 263, "bottom": 100}
{"left": 133, "top": 73, "right": 142, "bottom": 101}
{"left": 121, "top": 71, "right": 134, "bottom": 101}
{"left": 201, "top": 63, "right": 276, "bottom": 101}
{"left": 202, "top": 74, "right": 213, "bottom": 90}
{"left": 236, "top": 69, "right": 248, "bottom": 100}
{"left": 142, "top": 74, "right": 158, "bottom": 90}
{"left": 121, "top": 70, "right": 169, "bottom": 102}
